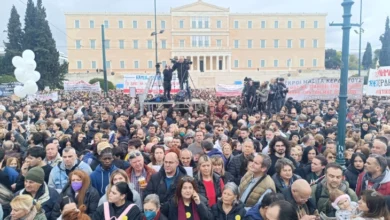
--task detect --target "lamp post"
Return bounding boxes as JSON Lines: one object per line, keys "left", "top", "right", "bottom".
{"left": 151, "top": 0, "right": 164, "bottom": 75}
{"left": 358, "top": 0, "right": 363, "bottom": 76}
{"left": 330, "top": 0, "right": 360, "bottom": 167}
{"left": 101, "top": 25, "right": 108, "bottom": 97}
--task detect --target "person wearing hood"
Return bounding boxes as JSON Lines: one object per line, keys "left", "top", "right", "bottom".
{"left": 90, "top": 148, "right": 118, "bottom": 196}
{"left": 202, "top": 140, "right": 226, "bottom": 164}
{"left": 211, "top": 183, "right": 246, "bottom": 220}
{"left": 311, "top": 163, "right": 358, "bottom": 217}
{"left": 245, "top": 190, "right": 284, "bottom": 220}
{"left": 344, "top": 153, "right": 366, "bottom": 191}
{"left": 144, "top": 152, "right": 187, "bottom": 206}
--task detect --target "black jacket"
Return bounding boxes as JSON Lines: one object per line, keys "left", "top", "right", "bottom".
{"left": 163, "top": 68, "right": 172, "bottom": 82}
{"left": 92, "top": 200, "right": 142, "bottom": 220}
{"left": 227, "top": 154, "right": 246, "bottom": 185}
{"left": 195, "top": 173, "right": 223, "bottom": 201}
{"left": 171, "top": 62, "right": 189, "bottom": 82}
{"left": 60, "top": 183, "right": 100, "bottom": 217}
{"left": 222, "top": 171, "right": 235, "bottom": 184}
{"left": 143, "top": 165, "right": 187, "bottom": 205}
{"left": 211, "top": 200, "right": 246, "bottom": 220}
{"left": 161, "top": 195, "right": 213, "bottom": 220}
{"left": 271, "top": 173, "right": 301, "bottom": 193}
{"left": 344, "top": 164, "right": 364, "bottom": 191}
{"left": 267, "top": 154, "right": 297, "bottom": 177}
{"left": 282, "top": 187, "right": 317, "bottom": 215}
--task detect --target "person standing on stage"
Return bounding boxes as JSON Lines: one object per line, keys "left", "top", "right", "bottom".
{"left": 171, "top": 57, "right": 190, "bottom": 90}
{"left": 163, "top": 65, "right": 173, "bottom": 100}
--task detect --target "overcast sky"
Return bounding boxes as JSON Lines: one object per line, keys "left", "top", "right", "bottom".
{"left": 1, "top": 0, "right": 389, "bottom": 55}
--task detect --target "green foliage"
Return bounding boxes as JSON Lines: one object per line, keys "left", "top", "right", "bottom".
{"left": 372, "top": 49, "right": 381, "bottom": 68}
{"left": 0, "top": 75, "right": 17, "bottom": 83}
{"left": 89, "top": 78, "right": 115, "bottom": 90}
{"left": 325, "top": 49, "right": 341, "bottom": 69}
{"left": 379, "top": 17, "right": 390, "bottom": 66}
{"left": 362, "top": 42, "right": 372, "bottom": 70}
{"left": 349, "top": 54, "right": 359, "bottom": 70}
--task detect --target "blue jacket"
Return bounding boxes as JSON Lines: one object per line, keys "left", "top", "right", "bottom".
{"left": 4, "top": 167, "right": 18, "bottom": 184}
{"left": 90, "top": 164, "right": 118, "bottom": 196}
{"left": 207, "top": 148, "right": 226, "bottom": 163}
{"left": 245, "top": 189, "right": 272, "bottom": 220}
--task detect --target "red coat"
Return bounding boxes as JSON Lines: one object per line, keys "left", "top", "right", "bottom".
{"left": 356, "top": 170, "right": 390, "bottom": 196}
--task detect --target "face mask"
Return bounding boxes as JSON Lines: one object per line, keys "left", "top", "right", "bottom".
{"left": 144, "top": 211, "right": 157, "bottom": 220}
{"left": 179, "top": 132, "right": 185, "bottom": 137}
{"left": 71, "top": 182, "right": 83, "bottom": 191}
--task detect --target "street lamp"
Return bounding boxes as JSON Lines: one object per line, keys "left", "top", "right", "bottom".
{"left": 152, "top": 0, "right": 165, "bottom": 75}
{"left": 356, "top": 0, "right": 363, "bottom": 76}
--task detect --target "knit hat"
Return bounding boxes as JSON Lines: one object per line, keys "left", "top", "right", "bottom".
{"left": 25, "top": 167, "right": 45, "bottom": 184}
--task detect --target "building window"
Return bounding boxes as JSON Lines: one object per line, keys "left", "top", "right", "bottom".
{"left": 147, "top": 21, "right": 152, "bottom": 29}
{"left": 180, "top": 40, "right": 185, "bottom": 47}
{"left": 313, "top": 39, "right": 318, "bottom": 48}
{"left": 120, "top": 61, "right": 125, "bottom": 69}
{"left": 234, "top": 20, "right": 239, "bottom": 29}
{"left": 314, "top": 21, "right": 318, "bottom": 28}
{"left": 134, "top": 60, "right": 139, "bottom": 69}
{"left": 248, "top": 60, "right": 252, "bottom": 68}
{"left": 274, "top": 39, "right": 279, "bottom": 48}
{"left": 300, "top": 59, "right": 305, "bottom": 67}
{"left": 76, "top": 40, "right": 81, "bottom": 49}
{"left": 274, "top": 21, "right": 279, "bottom": 28}
{"left": 91, "top": 61, "right": 97, "bottom": 69}
{"left": 133, "top": 40, "right": 139, "bottom": 49}
{"left": 198, "top": 37, "right": 203, "bottom": 47}
{"left": 161, "top": 40, "right": 166, "bottom": 49}
{"left": 300, "top": 39, "right": 305, "bottom": 48}
{"left": 234, "top": 60, "right": 239, "bottom": 68}
{"left": 287, "top": 59, "right": 292, "bottom": 67}
{"left": 90, "top": 40, "right": 95, "bottom": 49}
{"left": 260, "top": 40, "right": 266, "bottom": 48}
{"left": 205, "top": 37, "right": 210, "bottom": 47}
{"left": 288, "top": 21, "right": 292, "bottom": 28}
{"left": 274, "top": 60, "right": 279, "bottom": 67}
{"left": 248, "top": 21, "right": 252, "bottom": 29}
{"left": 234, "top": 40, "right": 239, "bottom": 49}
{"left": 192, "top": 19, "right": 196, "bottom": 28}
{"left": 301, "top": 21, "right": 305, "bottom": 28}
{"left": 261, "top": 21, "right": 266, "bottom": 28}
{"left": 313, "top": 59, "right": 318, "bottom": 67}
{"left": 179, "top": 20, "right": 184, "bottom": 28}
{"left": 216, "top": 39, "right": 222, "bottom": 47}
{"left": 205, "top": 18, "right": 209, "bottom": 28}
{"left": 198, "top": 17, "right": 203, "bottom": 28}
{"left": 104, "top": 40, "right": 110, "bottom": 49}
{"left": 260, "top": 60, "right": 266, "bottom": 67}
{"left": 133, "top": 20, "right": 138, "bottom": 29}
{"left": 148, "top": 61, "right": 153, "bottom": 69}
{"left": 89, "top": 20, "right": 94, "bottom": 28}
{"left": 248, "top": 40, "right": 253, "bottom": 49}
{"left": 74, "top": 20, "right": 80, "bottom": 28}
{"left": 147, "top": 40, "right": 152, "bottom": 49}
{"left": 287, "top": 39, "right": 292, "bottom": 48}
{"left": 104, "top": 20, "right": 109, "bottom": 28}
{"left": 217, "top": 20, "right": 222, "bottom": 28}
{"left": 192, "top": 37, "right": 197, "bottom": 47}
{"left": 106, "top": 61, "right": 111, "bottom": 69}
{"left": 77, "top": 61, "right": 82, "bottom": 69}
{"left": 119, "top": 40, "right": 125, "bottom": 49}
{"left": 118, "top": 20, "right": 123, "bottom": 29}
{"left": 161, "top": 20, "right": 166, "bottom": 29}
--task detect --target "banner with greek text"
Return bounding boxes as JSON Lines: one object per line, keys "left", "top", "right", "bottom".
{"left": 0, "top": 82, "right": 22, "bottom": 97}
{"left": 366, "top": 67, "right": 390, "bottom": 96}
{"left": 216, "top": 84, "right": 244, "bottom": 97}
{"left": 123, "top": 74, "right": 180, "bottom": 94}
{"left": 63, "top": 81, "right": 101, "bottom": 92}
{"left": 285, "top": 77, "right": 364, "bottom": 100}
{"left": 27, "top": 92, "right": 59, "bottom": 102}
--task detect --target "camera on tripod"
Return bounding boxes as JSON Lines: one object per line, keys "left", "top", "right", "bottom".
{"left": 170, "top": 58, "right": 193, "bottom": 65}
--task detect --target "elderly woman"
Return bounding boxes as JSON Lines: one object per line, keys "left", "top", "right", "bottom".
{"left": 143, "top": 194, "right": 168, "bottom": 220}
{"left": 5, "top": 195, "right": 46, "bottom": 220}
{"left": 211, "top": 183, "right": 246, "bottom": 220}
{"left": 271, "top": 158, "right": 301, "bottom": 193}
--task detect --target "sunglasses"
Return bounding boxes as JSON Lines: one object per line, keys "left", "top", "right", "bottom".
{"left": 129, "top": 151, "right": 142, "bottom": 160}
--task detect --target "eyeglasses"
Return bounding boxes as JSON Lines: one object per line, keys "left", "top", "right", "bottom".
{"left": 129, "top": 151, "right": 142, "bottom": 160}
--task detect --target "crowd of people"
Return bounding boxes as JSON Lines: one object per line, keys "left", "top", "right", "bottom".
{"left": 0, "top": 87, "right": 389, "bottom": 220}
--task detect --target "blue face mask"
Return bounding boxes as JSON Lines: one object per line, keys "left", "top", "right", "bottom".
{"left": 144, "top": 211, "right": 157, "bottom": 220}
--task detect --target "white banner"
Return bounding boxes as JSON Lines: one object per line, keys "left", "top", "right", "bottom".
{"left": 123, "top": 74, "right": 180, "bottom": 94}
{"left": 366, "top": 67, "right": 390, "bottom": 96}
{"left": 216, "top": 84, "right": 244, "bottom": 97}
{"left": 64, "top": 80, "right": 101, "bottom": 92}
{"left": 27, "top": 92, "right": 59, "bottom": 102}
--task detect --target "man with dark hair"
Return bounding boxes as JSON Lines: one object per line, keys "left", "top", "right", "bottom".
{"left": 356, "top": 154, "right": 390, "bottom": 196}
{"left": 202, "top": 140, "right": 224, "bottom": 161}
{"left": 303, "top": 155, "right": 327, "bottom": 184}
{"left": 267, "top": 136, "right": 297, "bottom": 176}
{"left": 114, "top": 126, "right": 129, "bottom": 150}
{"left": 0, "top": 148, "right": 12, "bottom": 190}
{"left": 311, "top": 163, "right": 358, "bottom": 217}
{"left": 90, "top": 148, "right": 118, "bottom": 196}
{"left": 100, "top": 122, "right": 115, "bottom": 144}
{"left": 26, "top": 147, "right": 53, "bottom": 183}
{"left": 245, "top": 191, "right": 284, "bottom": 220}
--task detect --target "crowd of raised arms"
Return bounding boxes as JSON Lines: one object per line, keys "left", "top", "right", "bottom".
{"left": 0, "top": 88, "right": 390, "bottom": 220}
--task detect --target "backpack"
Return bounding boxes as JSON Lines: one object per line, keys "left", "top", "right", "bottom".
{"left": 82, "top": 152, "right": 97, "bottom": 165}
{"left": 175, "top": 90, "right": 186, "bottom": 102}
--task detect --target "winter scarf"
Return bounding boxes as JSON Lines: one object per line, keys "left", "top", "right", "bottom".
{"left": 177, "top": 198, "right": 200, "bottom": 220}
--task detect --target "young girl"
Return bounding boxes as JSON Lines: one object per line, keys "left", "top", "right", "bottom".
{"left": 330, "top": 189, "right": 359, "bottom": 220}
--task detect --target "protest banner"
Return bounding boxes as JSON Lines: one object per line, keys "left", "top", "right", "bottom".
{"left": 285, "top": 77, "right": 364, "bottom": 101}
{"left": 63, "top": 80, "right": 101, "bottom": 92}
{"left": 366, "top": 67, "right": 390, "bottom": 96}
{"left": 27, "top": 92, "right": 59, "bottom": 102}
{"left": 123, "top": 74, "right": 180, "bottom": 94}
{"left": 216, "top": 84, "right": 244, "bottom": 97}
{"left": 0, "top": 82, "right": 23, "bottom": 97}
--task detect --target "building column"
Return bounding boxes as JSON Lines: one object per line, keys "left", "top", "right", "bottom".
{"left": 216, "top": 55, "right": 219, "bottom": 71}
{"left": 211, "top": 55, "right": 214, "bottom": 71}
{"left": 228, "top": 55, "right": 231, "bottom": 71}
{"left": 222, "top": 55, "right": 226, "bottom": 71}
{"left": 197, "top": 55, "right": 200, "bottom": 72}
{"left": 204, "top": 55, "right": 207, "bottom": 72}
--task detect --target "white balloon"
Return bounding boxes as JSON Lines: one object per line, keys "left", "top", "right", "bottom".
{"left": 22, "top": 50, "right": 35, "bottom": 60}
{"left": 14, "top": 85, "right": 27, "bottom": 98}
{"left": 12, "top": 56, "right": 24, "bottom": 68}
{"left": 14, "top": 68, "right": 29, "bottom": 83}
{"left": 24, "top": 60, "right": 36, "bottom": 71}
{"left": 31, "top": 71, "right": 41, "bottom": 82}
{"left": 23, "top": 80, "right": 38, "bottom": 95}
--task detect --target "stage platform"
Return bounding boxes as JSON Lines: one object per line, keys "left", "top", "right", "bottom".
{"left": 142, "top": 99, "right": 208, "bottom": 113}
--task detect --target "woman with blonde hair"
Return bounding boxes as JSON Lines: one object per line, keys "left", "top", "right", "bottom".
{"left": 210, "top": 155, "right": 234, "bottom": 184}
{"left": 5, "top": 194, "right": 46, "bottom": 220}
